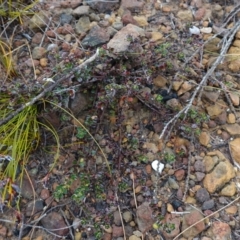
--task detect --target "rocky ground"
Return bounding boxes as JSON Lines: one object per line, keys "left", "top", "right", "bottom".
{"left": 1, "top": 0, "right": 240, "bottom": 239}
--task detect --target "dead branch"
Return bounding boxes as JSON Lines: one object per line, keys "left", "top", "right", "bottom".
{"left": 173, "top": 195, "right": 240, "bottom": 240}
{"left": 222, "top": 3, "right": 240, "bottom": 27}
{"left": 0, "top": 48, "right": 100, "bottom": 127}
{"left": 159, "top": 21, "right": 240, "bottom": 139}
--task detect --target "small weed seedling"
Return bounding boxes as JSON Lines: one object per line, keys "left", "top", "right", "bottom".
{"left": 137, "top": 154, "right": 148, "bottom": 163}
{"left": 76, "top": 127, "right": 88, "bottom": 139}
{"left": 163, "top": 152, "right": 176, "bottom": 164}
{"left": 153, "top": 215, "right": 176, "bottom": 234}
{"left": 155, "top": 94, "right": 163, "bottom": 102}
{"left": 155, "top": 43, "right": 171, "bottom": 57}
{"left": 54, "top": 173, "right": 90, "bottom": 202}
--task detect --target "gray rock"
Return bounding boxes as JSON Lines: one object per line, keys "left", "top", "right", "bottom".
{"left": 107, "top": 26, "right": 118, "bottom": 37}
{"left": 29, "top": 10, "right": 49, "bottom": 30}
{"left": 113, "top": 211, "right": 122, "bottom": 226}
{"left": 82, "top": 25, "right": 110, "bottom": 47}
{"left": 85, "top": 0, "right": 119, "bottom": 13}
{"left": 89, "top": 12, "right": 100, "bottom": 21}
{"left": 202, "top": 90, "right": 220, "bottom": 103}
{"left": 202, "top": 199, "right": 215, "bottom": 210}
{"left": 195, "top": 172, "right": 205, "bottom": 181}
{"left": 26, "top": 199, "right": 44, "bottom": 216}
{"left": 69, "top": 92, "right": 90, "bottom": 116}
{"left": 107, "top": 24, "right": 145, "bottom": 54}
{"left": 21, "top": 176, "right": 35, "bottom": 199}
{"left": 47, "top": 43, "right": 58, "bottom": 51}
{"left": 112, "top": 21, "right": 123, "bottom": 30}
{"left": 196, "top": 188, "right": 210, "bottom": 203}
{"left": 75, "top": 16, "right": 91, "bottom": 34}
{"left": 73, "top": 6, "right": 90, "bottom": 17}
{"left": 219, "top": 197, "right": 228, "bottom": 204}
{"left": 41, "top": 212, "right": 69, "bottom": 237}
{"left": 168, "top": 177, "right": 179, "bottom": 189}
{"left": 60, "top": 13, "right": 73, "bottom": 25}
{"left": 32, "top": 47, "right": 47, "bottom": 59}
{"left": 194, "top": 160, "right": 206, "bottom": 172}
{"left": 121, "top": 0, "right": 145, "bottom": 12}
{"left": 125, "top": 225, "right": 133, "bottom": 237}
{"left": 215, "top": 111, "right": 227, "bottom": 125}
{"left": 123, "top": 211, "right": 132, "bottom": 223}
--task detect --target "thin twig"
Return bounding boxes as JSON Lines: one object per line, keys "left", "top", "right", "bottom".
{"left": 222, "top": 3, "right": 240, "bottom": 27}
{"left": 182, "top": 144, "right": 193, "bottom": 202}
{"left": 211, "top": 76, "right": 237, "bottom": 117}
{"left": 173, "top": 195, "right": 240, "bottom": 240}
{"left": 130, "top": 172, "right": 138, "bottom": 208}
{"left": 60, "top": 209, "right": 74, "bottom": 240}
{"left": 17, "top": 214, "right": 24, "bottom": 240}
{"left": 115, "top": 193, "right": 126, "bottom": 240}
{"left": 39, "top": 17, "right": 52, "bottom": 47}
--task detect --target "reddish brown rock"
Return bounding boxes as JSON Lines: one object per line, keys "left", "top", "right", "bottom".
{"left": 121, "top": 0, "right": 145, "bottom": 11}
{"left": 121, "top": 10, "right": 137, "bottom": 25}
{"left": 215, "top": 111, "right": 227, "bottom": 125}
{"left": 25, "top": 59, "right": 40, "bottom": 67}
{"left": 191, "top": 0, "right": 203, "bottom": 8}
{"left": 61, "top": 23, "right": 74, "bottom": 34}
{"left": 61, "top": 42, "right": 71, "bottom": 51}
{"left": 32, "top": 32, "right": 43, "bottom": 45}
{"left": 46, "top": 30, "right": 56, "bottom": 38}
{"left": 182, "top": 210, "right": 205, "bottom": 238}
{"left": 136, "top": 202, "right": 154, "bottom": 234}
{"left": 102, "top": 232, "right": 112, "bottom": 240}
{"left": 60, "top": 0, "right": 82, "bottom": 9}
{"left": 194, "top": 7, "right": 206, "bottom": 20}
{"left": 112, "top": 225, "right": 124, "bottom": 238}
{"left": 206, "top": 222, "right": 231, "bottom": 239}
{"left": 0, "top": 226, "right": 7, "bottom": 237}
{"left": 41, "top": 189, "right": 50, "bottom": 200}
{"left": 174, "top": 169, "right": 185, "bottom": 181}
{"left": 162, "top": 214, "right": 180, "bottom": 239}
{"left": 41, "top": 212, "right": 69, "bottom": 237}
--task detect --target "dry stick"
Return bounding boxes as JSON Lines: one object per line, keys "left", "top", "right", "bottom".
{"left": 115, "top": 193, "right": 126, "bottom": 240}
{"left": 39, "top": 17, "right": 52, "bottom": 48}
{"left": 173, "top": 195, "right": 240, "bottom": 240}
{"left": 182, "top": 147, "right": 192, "bottom": 202}
{"left": 0, "top": 48, "right": 99, "bottom": 127}
{"left": 17, "top": 214, "right": 25, "bottom": 240}
{"left": 172, "top": 21, "right": 240, "bottom": 238}
{"left": 222, "top": 3, "right": 240, "bottom": 28}
{"left": 211, "top": 76, "right": 237, "bottom": 117}
{"left": 159, "top": 20, "right": 240, "bottom": 139}
{"left": 60, "top": 209, "right": 74, "bottom": 240}
{"left": 228, "top": 141, "right": 240, "bottom": 170}
{"left": 130, "top": 172, "right": 138, "bottom": 208}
